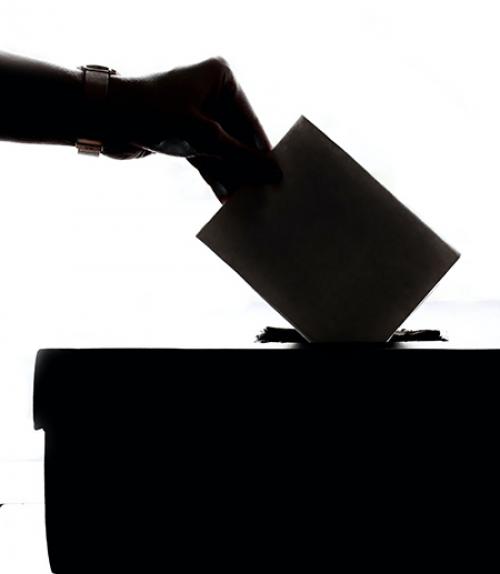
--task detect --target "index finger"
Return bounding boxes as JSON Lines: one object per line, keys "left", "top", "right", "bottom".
{"left": 212, "top": 60, "right": 272, "bottom": 153}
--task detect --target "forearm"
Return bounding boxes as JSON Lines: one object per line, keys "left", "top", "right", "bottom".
{"left": 0, "top": 52, "right": 280, "bottom": 195}
{"left": 0, "top": 51, "right": 129, "bottom": 147}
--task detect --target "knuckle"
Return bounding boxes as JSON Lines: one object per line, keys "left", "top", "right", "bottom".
{"left": 207, "top": 56, "right": 233, "bottom": 77}
{"left": 204, "top": 118, "right": 224, "bottom": 141}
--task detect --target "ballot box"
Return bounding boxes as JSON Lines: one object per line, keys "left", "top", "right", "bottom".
{"left": 34, "top": 345, "right": 499, "bottom": 574}
{"left": 33, "top": 347, "right": 496, "bottom": 572}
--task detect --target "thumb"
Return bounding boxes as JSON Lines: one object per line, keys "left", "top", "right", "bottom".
{"left": 190, "top": 113, "right": 282, "bottom": 183}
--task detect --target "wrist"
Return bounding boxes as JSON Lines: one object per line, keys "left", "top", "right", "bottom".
{"left": 105, "top": 74, "right": 145, "bottom": 146}
{"left": 56, "top": 67, "right": 84, "bottom": 146}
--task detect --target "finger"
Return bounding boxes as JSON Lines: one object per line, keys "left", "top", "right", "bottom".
{"left": 188, "top": 154, "right": 279, "bottom": 203}
{"left": 213, "top": 60, "right": 272, "bottom": 152}
{"left": 189, "top": 151, "right": 280, "bottom": 190}
{"left": 188, "top": 112, "right": 282, "bottom": 183}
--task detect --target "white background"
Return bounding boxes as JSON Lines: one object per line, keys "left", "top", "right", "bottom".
{"left": 0, "top": 0, "right": 497, "bottom": 464}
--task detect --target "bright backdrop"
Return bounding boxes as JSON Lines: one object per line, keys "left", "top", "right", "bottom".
{"left": 0, "top": 1, "right": 496, "bottom": 461}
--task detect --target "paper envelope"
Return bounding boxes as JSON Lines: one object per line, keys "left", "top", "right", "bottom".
{"left": 197, "top": 116, "right": 460, "bottom": 342}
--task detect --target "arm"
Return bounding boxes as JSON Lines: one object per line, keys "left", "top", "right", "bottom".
{"left": 0, "top": 52, "right": 281, "bottom": 200}
{"left": 0, "top": 51, "right": 85, "bottom": 146}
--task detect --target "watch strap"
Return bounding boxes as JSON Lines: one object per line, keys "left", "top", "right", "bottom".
{"left": 76, "top": 65, "right": 117, "bottom": 156}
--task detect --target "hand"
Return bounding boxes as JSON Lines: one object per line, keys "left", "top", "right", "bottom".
{"left": 106, "top": 57, "right": 282, "bottom": 201}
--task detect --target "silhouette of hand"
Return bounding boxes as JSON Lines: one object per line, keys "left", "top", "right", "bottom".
{"left": 106, "top": 57, "right": 282, "bottom": 201}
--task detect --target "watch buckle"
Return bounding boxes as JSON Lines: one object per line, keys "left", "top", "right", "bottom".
{"left": 76, "top": 138, "right": 103, "bottom": 156}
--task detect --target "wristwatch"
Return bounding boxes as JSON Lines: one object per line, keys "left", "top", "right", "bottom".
{"left": 76, "top": 64, "right": 117, "bottom": 156}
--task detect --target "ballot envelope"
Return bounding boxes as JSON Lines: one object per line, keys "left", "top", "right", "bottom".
{"left": 197, "top": 116, "right": 460, "bottom": 342}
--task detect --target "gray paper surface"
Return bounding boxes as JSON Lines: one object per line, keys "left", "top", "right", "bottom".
{"left": 197, "top": 116, "right": 460, "bottom": 342}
